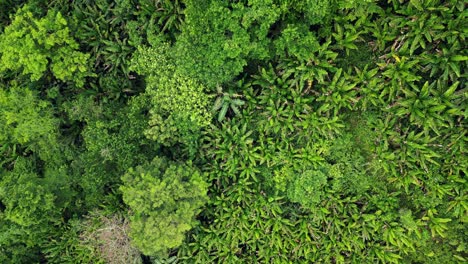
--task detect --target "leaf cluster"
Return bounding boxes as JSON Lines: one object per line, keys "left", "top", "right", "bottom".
{"left": 0, "top": 5, "right": 91, "bottom": 86}
{"left": 120, "top": 157, "right": 208, "bottom": 257}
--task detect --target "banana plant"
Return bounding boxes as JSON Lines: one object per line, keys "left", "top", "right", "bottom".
{"left": 421, "top": 42, "right": 466, "bottom": 82}
{"left": 423, "top": 208, "right": 452, "bottom": 238}
{"left": 352, "top": 66, "right": 385, "bottom": 110}
{"left": 212, "top": 85, "right": 245, "bottom": 122}
{"left": 315, "top": 68, "right": 358, "bottom": 116}
{"left": 379, "top": 56, "right": 421, "bottom": 103}
{"left": 156, "top": 0, "right": 185, "bottom": 33}
{"left": 365, "top": 18, "right": 398, "bottom": 51}
{"left": 393, "top": 81, "right": 445, "bottom": 131}
{"left": 331, "top": 22, "right": 362, "bottom": 55}
{"left": 404, "top": 12, "right": 445, "bottom": 55}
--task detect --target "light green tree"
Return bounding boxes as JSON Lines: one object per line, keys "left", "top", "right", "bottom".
{"left": 120, "top": 157, "right": 208, "bottom": 257}
{"left": 0, "top": 5, "right": 91, "bottom": 86}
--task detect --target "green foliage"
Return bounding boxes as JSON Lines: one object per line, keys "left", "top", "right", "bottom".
{"left": 44, "top": 210, "right": 142, "bottom": 264}
{"left": 120, "top": 157, "right": 208, "bottom": 257}
{"left": 126, "top": 0, "right": 185, "bottom": 46}
{"left": 212, "top": 84, "right": 245, "bottom": 122}
{"left": 131, "top": 44, "right": 212, "bottom": 151}
{"left": 287, "top": 168, "right": 327, "bottom": 208}
{"left": 74, "top": 94, "right": 158, "bottom": 209}
{"left": 0, "top": 158, "right": 60, "bottom": 263}
{"left": 174, "top": 0, "right": 281, "bottom": 87}
{"left": 325, "top": 132, "right": 374, "bottom": 196}
{"left": 0, "top": 5, "right": 91, "bottom": 86}
{"left": 0, "top": 0, "right": 26, "bottom": 31}
{"left": 0, "top": 158, "right": 58, "bottom": 227}
{"left": 64, "top": 0, "right": 141, "bottom": 99}
{"left": 144, "top": 75, "right": 211, "bottom": 140}
{"left": 42, "top": 217, "right": 103, "bottom": 264}
{"left": 1, "top": 0, "right": 467, "bottom": 262}
{"left": 301, "top": 0, "right": 331, "bottom": 25}
{"left": 0, "top": 85, "right": 59, "bottom": 165}
{"left": 274, "top": 23, "right": 320, "bottom": 61}
{"left": 0, "top": 86, "right": 55, "bottom": 144}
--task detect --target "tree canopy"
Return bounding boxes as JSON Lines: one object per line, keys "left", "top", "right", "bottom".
{"left": 0, "top": 0, "right": 466, "bottom": 263}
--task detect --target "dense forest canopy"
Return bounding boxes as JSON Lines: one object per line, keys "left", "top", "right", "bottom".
{"left": 0, "top": 0, "right": 466, "bottom": 263}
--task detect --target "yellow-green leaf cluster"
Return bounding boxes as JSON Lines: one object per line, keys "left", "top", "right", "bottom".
{"left": 120, "top": 157, "right": 208, "bottom": 257}
{"left": 0, "top": 5, "right": 91, "bottom": 86}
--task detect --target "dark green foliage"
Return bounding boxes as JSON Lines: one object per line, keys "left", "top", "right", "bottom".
{"left": 212, "top": 84, "right": 246, "bottom": 122}
{"left": 0, "top": 0, "right": 26, "bottom": 31}
{"left": 42, "top": 217, "right": 102, "bottom": 264}
{"left": 70, "top": 94, "right": 158, "bottom": 209}
{"left": 0, "top": 85, "right": 58, "bottom": 163}
{"left": 67, "top": 0, "right": 138, "bottom": 99}
{"left": 0, "top": 0, "right": 467, "bottom": 263}
{"left": 0, "top": 158, "right": 63, "bottom": 263}
{"left": 287, "top": 168, "right": 327, "bottom": 208}
{"left": 274, "top": 23, "right": 320, "bottom": 61}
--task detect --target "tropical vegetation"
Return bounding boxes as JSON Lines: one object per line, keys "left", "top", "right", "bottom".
{"left": 0, "top": 0, "right": 466, "bottom": 263}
